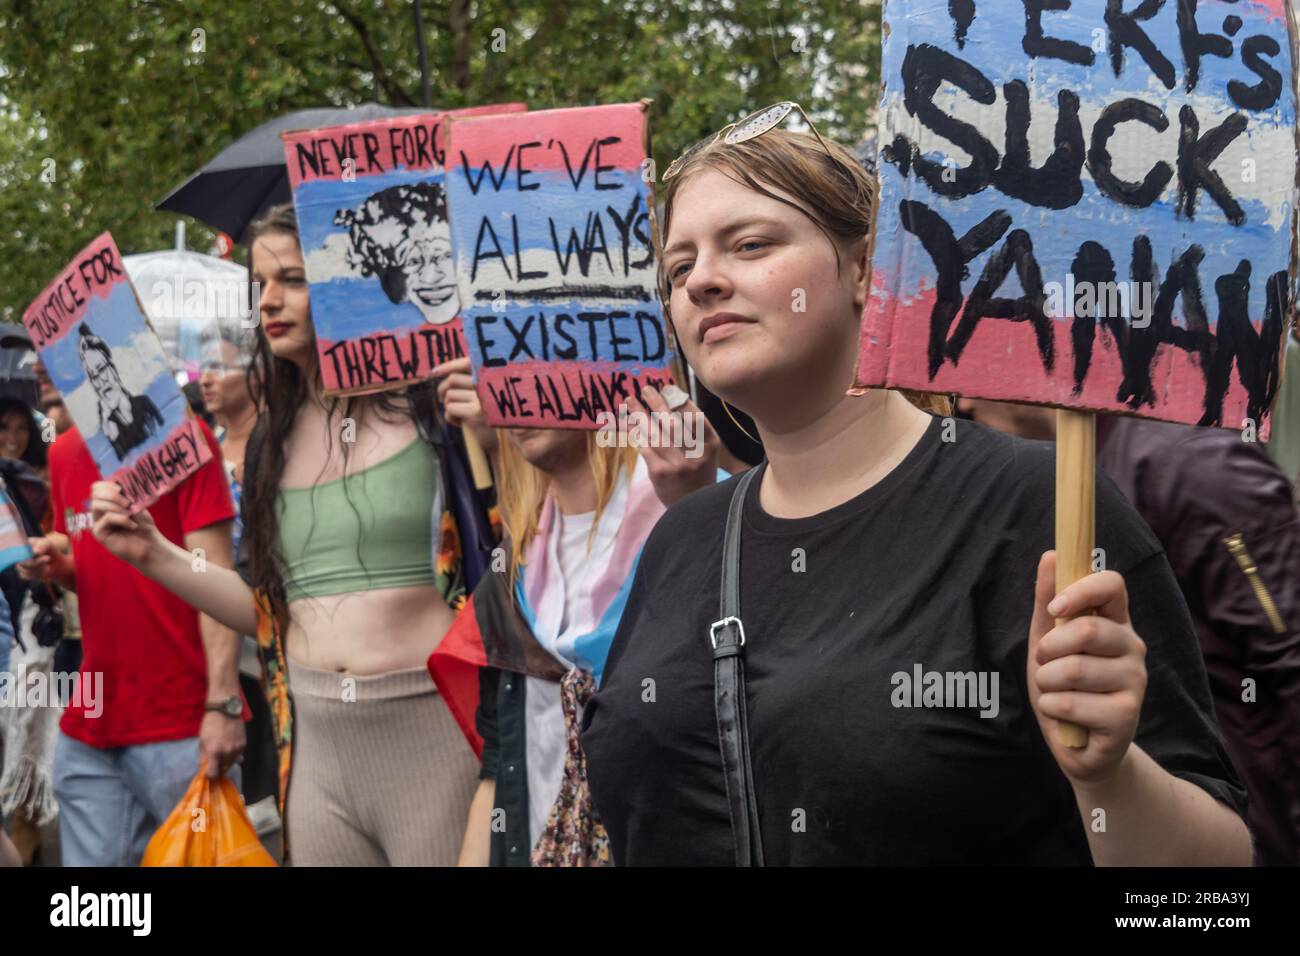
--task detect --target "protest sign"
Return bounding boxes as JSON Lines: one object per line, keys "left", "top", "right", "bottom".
{"left": 445, "top": 101, "right": 675, "bottom": 429}
{"left": 283, "top": 104, "right": 526, "bottom": 396}
{"left": 0, "top": 485, "right": 33, "bottom": 572}
{"left": 861, "top": 0, "right": 1298, "bottom": 437}
{"left": 861, "top": 1, "right": 1298, "bottom": 747}
{"left": 22, "top": 233, "right": 212, "bottom": 513}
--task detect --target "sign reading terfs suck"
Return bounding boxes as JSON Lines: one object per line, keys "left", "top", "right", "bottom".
{"left": 22, "top": 233, "right": 212, "bottom": 513}
{"left": 445, "top": 101, "right": 675, "bottom": 429}
{"left": 861, "top": 0, "right": 1299, "bottom": 434}
{"left": 282, "top": 104, "right": 525, "bottom": 396}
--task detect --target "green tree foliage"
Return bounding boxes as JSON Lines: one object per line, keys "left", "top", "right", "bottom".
{"left": 0, "top": 0, "right": 881, "bottom": 322}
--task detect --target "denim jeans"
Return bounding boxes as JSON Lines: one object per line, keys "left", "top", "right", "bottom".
{"left": 53, "top": 732, "right": 241, "bottom": 866}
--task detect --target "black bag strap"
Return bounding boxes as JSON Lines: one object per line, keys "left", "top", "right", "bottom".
{"left": 711, "top": 465, "right": 765, "bottom": 867}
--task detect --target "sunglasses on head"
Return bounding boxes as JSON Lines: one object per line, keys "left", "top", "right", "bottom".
{"left": 661, "top": 101, "right": 837, "bottom": 182}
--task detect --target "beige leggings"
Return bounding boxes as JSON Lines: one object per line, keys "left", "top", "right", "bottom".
{"left": 285, "top": 660, "right": 478, "bottom": 866}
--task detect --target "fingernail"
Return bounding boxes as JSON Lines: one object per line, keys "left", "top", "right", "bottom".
{"left": 661, "top": 384, "right": 689, "bottom": 410}
{"left": 1047, "top": 597, "right": 1065, "bottom": 616}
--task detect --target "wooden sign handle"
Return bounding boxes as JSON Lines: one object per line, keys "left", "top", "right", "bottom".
{"left": 1054, "top": 409, "right": 1093, "bottom": 749}
{"left": 463, "top": 430, "right": 494, "bottom": 491}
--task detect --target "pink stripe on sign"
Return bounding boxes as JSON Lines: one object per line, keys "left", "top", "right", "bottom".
{"left": 22, "top": 233, "right": 126, "bottom": 350}
{"left": 868, "top": 285, "right": 1272, "bottom": 439}
{"left": 476, "top": 359, "right": 675, "bottom": 430}
{"left": 282, "top": 104, "right": 526, "bottom": 188}
{"left": 447, "top": 103, "right": 648, "bottom": 178}
{"left": 1206, "top": 0, "right": 1290, "bottom": 20}
{"left": 283, "top": 114, "right": 448, "bottom": 187}
{"left": 108, "top": 417, "right": 214, "bottom": 514}
{"left": 315, "top": 319, "right": 468, "bottom": 394}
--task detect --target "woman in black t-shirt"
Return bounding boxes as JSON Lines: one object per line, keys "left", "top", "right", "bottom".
{"left": 579, "top": 112, "right": 1252, "bottom": 865}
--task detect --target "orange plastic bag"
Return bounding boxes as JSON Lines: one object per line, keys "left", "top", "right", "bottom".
{"left": 141, "top": 762, "right": 276, "bottom": 867}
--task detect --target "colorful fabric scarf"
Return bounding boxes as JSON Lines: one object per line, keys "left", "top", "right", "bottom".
{"left": 530, "top": 668, "right": 612, "bottom": 866}
{"left": 430, "top": 456, "right": 667, "bottom": 752}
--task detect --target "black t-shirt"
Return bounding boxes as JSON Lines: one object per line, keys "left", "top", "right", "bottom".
{"left": 581, "top": 416, "right": 1247, "bottom": 865}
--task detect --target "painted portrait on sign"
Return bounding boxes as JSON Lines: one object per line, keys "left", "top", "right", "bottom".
{"left": 333, "top": 181, "right": 459, "bottom": 326}
{"left": 22, "top": 232, "right": 212, "bottom": 512}
{"left": 284, "top": 108, "right": 528, "bottom": 395}
{"left": 77, "top": 322, "right": 165, "bottom": 458}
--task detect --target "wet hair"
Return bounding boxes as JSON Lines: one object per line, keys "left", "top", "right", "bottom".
{"left": 657, "top": 127, "right": 951, "bottom": 416}
{"left": 0, "top": 397, "right": 45, "bottom": 469}
{"left": 333, "top": 182, "right": 450, "bottom": 305}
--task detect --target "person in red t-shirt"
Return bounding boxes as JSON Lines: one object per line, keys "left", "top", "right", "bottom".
{"left": 19, "top": 419, "right": 246, "bottom": 866}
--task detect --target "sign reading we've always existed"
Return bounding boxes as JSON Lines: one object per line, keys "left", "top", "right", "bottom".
{"left": 861, "top": 0, "right": 1298, "bottom": 434}
{"left": 283, "top": 104, "right": 525, "bottom": 396}
{"left": 22, "top": 233, "right": 212, "bottom": 512}
{"left": 445, "top": 101, "right": 675, "bottom": 429}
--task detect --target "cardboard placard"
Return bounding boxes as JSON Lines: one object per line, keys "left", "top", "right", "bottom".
{"left": 282, "top": 104, "right": 526, "bottom": 396}
{"left": 862, "top": 0, "right": 1299, "bottom": 435}
{"left": 445, "top": 102, "right": 675, "bottom": 429}
{"left": 22, "top": 233, "right": 212, "bottom": 512}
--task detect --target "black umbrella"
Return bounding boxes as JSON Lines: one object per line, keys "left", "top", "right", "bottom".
{"left": 0, "top": 325, "right": 39, "bottom": 409}
{"left": 156, "top": 103, "right": 432, "bottom": 244}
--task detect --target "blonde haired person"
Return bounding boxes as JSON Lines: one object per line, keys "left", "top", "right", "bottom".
{"left": 580, "top": 108, "right": 1251, "bottom": 865}
{"left": 430, "top": 357, "right": 720, "bottom": 865}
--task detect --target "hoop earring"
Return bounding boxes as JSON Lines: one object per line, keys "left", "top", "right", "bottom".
{"left": 721, "top": 400, "right": 761, "bottom": 445}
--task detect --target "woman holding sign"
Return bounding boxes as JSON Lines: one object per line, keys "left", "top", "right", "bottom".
{"left": 580, "top": 109, "right": 1252, "bottom": 865}
{"left": 88, "top": 204, "right": 494, "bottom": 866}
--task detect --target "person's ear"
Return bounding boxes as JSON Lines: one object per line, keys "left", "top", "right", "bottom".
{"left": 849, "top": 236, "right": 872, "bottom": 312}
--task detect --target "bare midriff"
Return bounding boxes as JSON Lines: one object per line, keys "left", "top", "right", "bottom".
{"left": 285, "top": 583, "right": 457, "bottom": 674}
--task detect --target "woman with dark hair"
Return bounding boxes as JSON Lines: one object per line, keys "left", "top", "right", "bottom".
{"left": 87, "top": 203, "right": 494, "bottom": 865}
{"left": 580, "top": 110, "right": 1252, "bottom": 865}
{"left": 0, "top": 397, "right": 46, "bottom": 472}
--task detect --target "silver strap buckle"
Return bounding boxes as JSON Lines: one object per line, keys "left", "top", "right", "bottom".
{"left": 710, "top": 616, "right": 746, "bottom": 649}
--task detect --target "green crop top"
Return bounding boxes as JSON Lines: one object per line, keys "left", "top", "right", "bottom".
{"left": 277, "top": 438, "right": 447, "bottom": 601}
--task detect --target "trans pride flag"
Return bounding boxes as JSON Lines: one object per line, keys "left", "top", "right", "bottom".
{"left": 0, "top": 485, "right": 33, "bottom": 572}
{"left": 428, "top": 456, "right": 667, "bottom": 757}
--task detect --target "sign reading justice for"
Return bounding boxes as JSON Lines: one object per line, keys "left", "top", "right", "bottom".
{"left": 22, "top": 233, "right": 212, "bottom": 512}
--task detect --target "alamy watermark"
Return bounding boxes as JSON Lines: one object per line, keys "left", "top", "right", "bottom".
{"left": 50, "top": 886, "right": 150, "bottom": 936}
{"left": 0, "top": 670, "right": 102, "bottom": 718}
{"left": 1043, "top": 274, "right": 1153, "bottom": 328}
{"left": 595, "top": 405, "right": 706, "bottom": 459}
{"left": 890, "top": 663, "right": 1000, "bottom": 719}
{"left": 147, "top": 275, "right": 258, "bottom": 328}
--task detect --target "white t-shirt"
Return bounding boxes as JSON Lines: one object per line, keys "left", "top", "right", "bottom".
{"left": 526, "top": 507, "right": 596, "bottom": 850}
